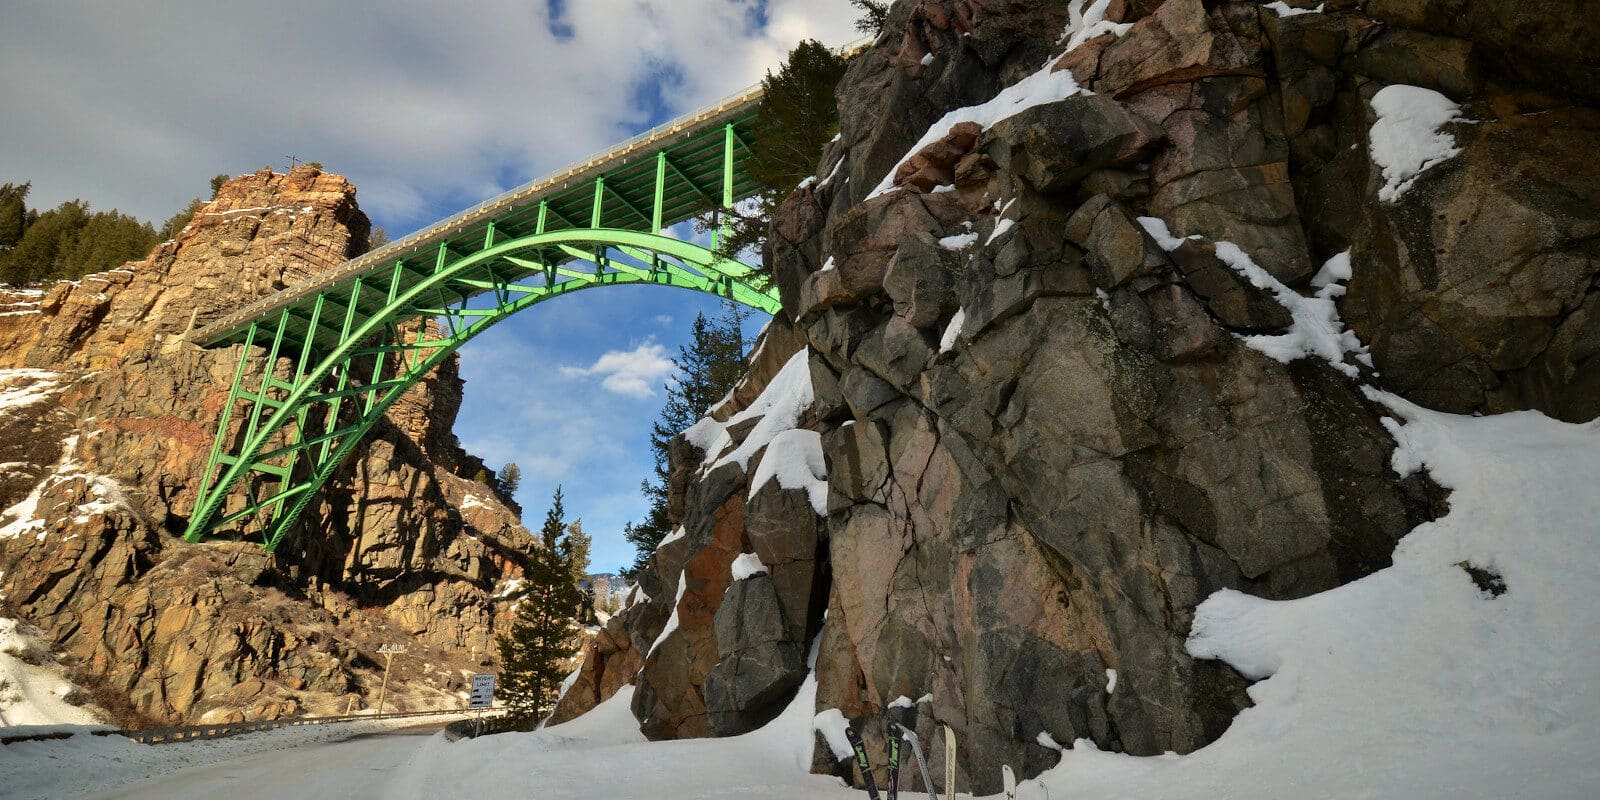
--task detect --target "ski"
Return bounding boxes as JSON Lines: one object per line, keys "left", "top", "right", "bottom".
{"left": 1002, "top": 764, "right": 1017, "bottom": 800}
{"left": 892, "top": 723, "right": 937, "bottom": 800}
{"left": 943, "top": 725, "right": 956, "bottom": 800}
{"left": 844, "top": 724, "right": 882, "bottom": 800}
{"left": 886, "top": 727, "right": 903, "bottom": 800}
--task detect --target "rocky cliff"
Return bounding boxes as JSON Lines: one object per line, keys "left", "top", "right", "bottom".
{"left": 554, "top": 0, "right": 1597, "bottom": 794}
{"left": 0, "top": 167, "right": 534, "bottom": 726}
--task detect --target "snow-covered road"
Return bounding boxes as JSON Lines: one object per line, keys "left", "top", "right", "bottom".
{"left": 82, "top": 726, "right": 440, "bottom": 800}
{"left": 81, "top": 729, "right": 438, "bottom": 796}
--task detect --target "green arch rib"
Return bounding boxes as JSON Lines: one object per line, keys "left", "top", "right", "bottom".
{"left": 183, "top": 229, "right": 777, "bottom": 552}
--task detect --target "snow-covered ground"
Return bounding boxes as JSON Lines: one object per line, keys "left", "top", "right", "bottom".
{"left": 0, "top": 617, "right": 106, "bottom": 732}
{"left": 0, "top": 713, "right": 473, "bottom": 799}
{"left": 8, "top": 393, "right": 1594, "bottom": 799}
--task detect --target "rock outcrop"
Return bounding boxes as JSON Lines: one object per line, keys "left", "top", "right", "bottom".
{"left": 557, "top": 0, "right": 1597, "bottom": 796}
{"left": 0, "top": 167, "right": 533, "bottom": 725}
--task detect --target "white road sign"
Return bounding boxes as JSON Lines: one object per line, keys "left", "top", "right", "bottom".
{"left": 469, "top": 674, "right": 495, "bottom": 709}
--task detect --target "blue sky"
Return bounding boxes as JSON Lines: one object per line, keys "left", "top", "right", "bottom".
{"left": 0, "top": 0, "right": 858, "bottom": 571}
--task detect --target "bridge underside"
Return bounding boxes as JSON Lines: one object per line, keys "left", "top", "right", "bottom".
{"left": 185, "top": 101, "right": 780, "bottom": 550}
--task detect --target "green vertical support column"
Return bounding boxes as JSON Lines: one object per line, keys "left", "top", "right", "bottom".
{"left": 192, "top": 322, "right": 260, "bottom": 522}
{"left": 652, "top": 152, "right": 667, "bottom": 276}
{"left": 591, "top": 177, "right": 607, "bottom": 276}
{"left": 273, "top": 294, "right": 325, "bottom": 516}
{"left": 316, "top": 279, "right": 365, "bottom": 463}
{"left": 719, "top": 123, "right": 735, "bottom": 251}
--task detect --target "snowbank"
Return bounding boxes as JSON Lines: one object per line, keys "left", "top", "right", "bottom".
{"left": 0, "top": 618, "right": 105, "bottom": 732}
{"left": 1023, "top": 397, "right": 1600, "bottom": 799}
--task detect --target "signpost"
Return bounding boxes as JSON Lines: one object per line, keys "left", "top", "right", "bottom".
{"left": 469, "top": 674, "right": 496, "bottom": 737}
{"left": 375, "top": 644, "right": 407, "bottom": 715}
{"left": 469, "top": 674, "right": 495, "bottom": 709}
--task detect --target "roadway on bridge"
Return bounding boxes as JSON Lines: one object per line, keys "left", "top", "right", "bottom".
{"left": 79, "top": 721, "right": 449, "bottom": 800}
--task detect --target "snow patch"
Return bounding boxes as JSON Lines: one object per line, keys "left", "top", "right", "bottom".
{"left": 1369, "top": 85, "right": 1466, "bottom": 203}
{"left": 939, "top": 308, "right": 967, "bottom": 353}
{"left": 1059, "top": 0, "right": 1133, "bottom": 51}
{"left": 698, "top": 350, "right": 815, "bottom": 476}
{"left": 1105, "top": 668, "right": 1118, "bottom": 694}
{"left": 0, "top": 369, "right": 61, "bottom": 412}
{"left": 868, "top": 57, "right": 1082, "bottom": 199}
{"left": 938, "top": 232, "right": 978, "bottom": 250}
{"left": 812, "top": 708, "right": 855, "bottom": 761}
{"left": 730, "top": 553, "right": 768, "bottom": 581}
{"left": 647, "top": 573, "right": 689, "bottom": 658}
{"left": 1264, "top": 1, "right": 1323, "bottom": 16}
{"left": 0, "top": 617, "right": 105, "bottom": 731}
{"left": 747, "top": 429, "right": 827, "bottom": 514}
{"left": 1038, "top": 731, "right": 1066, "bottom": 751}
{"left": 1138, "top": 218, "right": 1369, "bottom": 376}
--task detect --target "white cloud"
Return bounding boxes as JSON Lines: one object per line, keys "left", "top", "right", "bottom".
{"left": 0, "top": 0, "right": 860, "bottom": 230}
{"left": 562, "top": 341, "right": 676, "bottom": 398}
{"left": 652, "top": 314, "right": 674, "bottom": 326}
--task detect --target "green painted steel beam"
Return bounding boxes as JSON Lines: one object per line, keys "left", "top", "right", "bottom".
{"left": 182, "top": 228, "right": 777, "bottom": 549}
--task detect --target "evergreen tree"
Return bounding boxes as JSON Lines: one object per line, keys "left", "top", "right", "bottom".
{"left": 496, "top": 487, "right": 584, "bottom": 723}
{"left": 622, "top": 303, "right": 750, "bottom": 577}
{"left": 701, "top": 40, "right": 847, "bottom": 266}
{"left": 852, "top": 0, "right": 891, "bottom": 36}
{"left": 158, "top": 199, "right": 202, "bottom": 242}
{"left": 0, "top": 182, "right": 30, "bottom": 250}
{"left": 57, "top": 209, "right": 156, "bottom": 278}
{"left": 1, "top": 200, "right": 88, "bottom": 285}
{"left": 497, "top": 462, "right": 522, "bottom": 497}
{"left": 209, "top": 173, "right": 230, "bottom": 199}
{"left": 564, "top": 519, "right": 597, "bottom": 625}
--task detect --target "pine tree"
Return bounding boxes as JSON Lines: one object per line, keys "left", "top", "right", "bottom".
{"left": 497, "top": 462, "right": 522, "bottom": 497}
{"left": 1, "top": 200, "right": 88, "bottom": 285}
{"left": 496, "top": 487, "right": 584, "bottom": 723}
{"left": 702, "top": 39, "right": 848, "bottom": 266}
{"left": 621, "top": 303, "right": 750, "bottom": 577}
{"left": 158, "top": 198, "right": 203, "bottom": 242}
{"left": 0, "top": 182, "right": 30, "bottom": 251}
{"left": 564, "top": 519, "right": 597, "bottom": 625}
{"left": 851, "top": 0, "right": 891, "bottom": 36}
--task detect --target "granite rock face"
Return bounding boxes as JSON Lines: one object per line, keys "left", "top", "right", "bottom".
{"left": 0, "top": 167, "right": 533, "bottom": 725}
{"left": 550, "top": 0, "right": 1597, "bottom": 795}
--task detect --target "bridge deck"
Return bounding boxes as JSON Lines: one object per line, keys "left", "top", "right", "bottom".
{"left": 192, "top": 83, "right": 765, "bottom": 351}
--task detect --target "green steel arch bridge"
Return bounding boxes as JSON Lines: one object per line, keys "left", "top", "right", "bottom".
{"left": 182, "top": 82, "right": 787, "bottom": 552}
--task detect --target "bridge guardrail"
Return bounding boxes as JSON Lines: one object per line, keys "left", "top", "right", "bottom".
{"left": 1, "top": 707, "right": 505, "bottom": 747}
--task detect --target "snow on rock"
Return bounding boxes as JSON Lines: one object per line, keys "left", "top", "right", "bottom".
{"left": 698, "top": 350, "right": 815, "bottom": 475}
{"left": 937, "top": 231, "right": 978, "bottom": 250}
{"left": 1038, "top": 731, "right": 1066, "bottom": 751}
{"left": 868, "top": 56, "right": 1083, "bottom": 199}
{"left": 0, "top": 618, "right": 105, "bottom": 732}
{"left": 1029, "top": 397, "right": 1600, "bottom": 799}
{"left": 1264, "top": 1, "right": 1323, "bottom": 16}
{"left": 1137, "top": 218, "right": 1369, "bottom": 376}
{"left": 1369, "top": 85, "right": 1466, "bottom": 203}
{"left": 647, "top": 573, "right": 689, "bottom": 658}
{"left": 0, "top": 369, "right": 61, "bottom": 412}
{"left": 939, "top": 308, "right": 967, "bottom": 353}
{"left": 1105, "top": 668, "right": 1118, "bottom": 694}
{"left": 747, "top": 428, "right": 827, "bottom": 514}
{"left": 0, "top": 435, "right": 132, "bottom": 541}
{"left": 1059, "top": 0, "right": 1133, "bottom": 52}
{"left": 730, "top": 553, "right": 769, "bottom": 581}
{"left": 812, "top": 707, "right": 855, "bottom": 761}
{"left": 656, "top": 525, "right": 687, "bottom": 550}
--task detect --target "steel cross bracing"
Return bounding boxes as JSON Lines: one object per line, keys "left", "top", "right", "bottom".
{"left": 183, "top": 86, "right": 780, "bottom": 551}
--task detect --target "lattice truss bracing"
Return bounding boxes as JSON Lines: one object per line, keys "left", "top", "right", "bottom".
{"left": 184, "top": 94, "right": 779, "bottom": 551}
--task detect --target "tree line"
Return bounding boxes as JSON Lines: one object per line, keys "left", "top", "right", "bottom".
{"left": 0, "top": 174, "right": 230, "bottom": 286}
